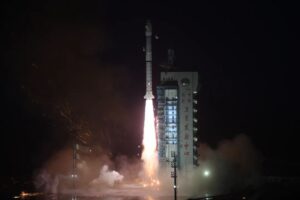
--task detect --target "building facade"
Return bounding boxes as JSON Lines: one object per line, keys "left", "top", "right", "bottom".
{"left": 157, "top": 72, "right": 199, "bottom": 172}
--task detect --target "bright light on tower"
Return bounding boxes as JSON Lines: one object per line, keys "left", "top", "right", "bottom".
{"left": 203, "top": 169, "right": 210, "bottom": 177}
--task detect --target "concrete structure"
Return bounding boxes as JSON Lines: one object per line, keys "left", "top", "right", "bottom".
{"left": 157, "top": 72, "right": 199, "bottom": 172}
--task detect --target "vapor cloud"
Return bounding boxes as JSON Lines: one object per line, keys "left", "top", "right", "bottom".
{"left": 34, "top": 133, "right": 262, "bottom": 199}
{"left": 90, "top": 165, "right": 124, "bottom": 187}
{"left": 179, "top": 133, "right": 262, "bottom": 196}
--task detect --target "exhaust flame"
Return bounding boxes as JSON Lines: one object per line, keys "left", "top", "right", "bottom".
{"left": 142, "top": 100, "right": 158, "bottom": 185}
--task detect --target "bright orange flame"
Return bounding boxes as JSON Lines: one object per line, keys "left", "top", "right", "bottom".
{"left": 13, "top": 191, "right": 42, "bottom": 199}
{"left": 142, "top": 100, "right": 158, "bottom": 184}
{"left": 20, "top": 191, "right": 29, "bottom": 197}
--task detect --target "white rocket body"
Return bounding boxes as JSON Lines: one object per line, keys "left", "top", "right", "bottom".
{"left": 144, "top": 21, "right": 154, "bottom": 100}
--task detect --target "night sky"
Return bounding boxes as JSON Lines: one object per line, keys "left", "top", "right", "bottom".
{"left": 1, "top": 0, "right": 299, "bottom": 183}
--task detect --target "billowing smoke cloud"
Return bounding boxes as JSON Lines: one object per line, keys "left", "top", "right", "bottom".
{"left": 180, "top": 134, "right": 262, "bottom": 197}
{"left": 33, "top": 146, "right": 143, "bottom": 194}
{"left": 34, "top": 170, "right": 60, "bottom": 194}
{"left": 34, "top": 147, "right": 111, "bottom": 192}
{"left": 90, "top": 165, "right": 124, "bottom": 187}
{"left": 34, "top": 133, "right": 261, "bottom": 198}
{"left": 156, "top": 134, "right": 262, "bottom": 198}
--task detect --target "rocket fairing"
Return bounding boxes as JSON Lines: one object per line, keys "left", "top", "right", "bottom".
{"left": 144, "top": 20, "right": 154, "bottom": 100}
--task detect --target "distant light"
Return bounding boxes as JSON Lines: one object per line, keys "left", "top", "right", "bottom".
{"left": 20, "top": 191, "right": 29, "bottom": 197}
{"left": 14, "top": 192, "right": 42, "bottom": 199}
{"left": 71, "top": 174, "right": 78, "bottom": 178}
{"left": 173, "top": 185, "right": 177, "bottom": 188}
{"left": 203, "top": 170, "right": 210, "bottom": 177}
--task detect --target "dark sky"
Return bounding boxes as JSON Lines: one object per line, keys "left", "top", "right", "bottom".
{"left": 1, "top": 0, "right": 299, "bottom": 179}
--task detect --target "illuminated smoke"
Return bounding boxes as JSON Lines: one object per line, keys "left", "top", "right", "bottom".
{"left": 141, "top": 100, "right": 158, "bottom": 183}
{"left": 90, "top": 165, "right": 124, "bottom": 187}
{"left": 34, "top": 170, "right": 60, "bottom": 194}
{"left": 177, "top": 134, "right": 262, "bottom": 196}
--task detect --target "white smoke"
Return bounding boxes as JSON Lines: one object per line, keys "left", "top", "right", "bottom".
{"left": 157, "top": 134, "right": 263, "bottom": 198}
{"left": 33, "top": 133, "right": 262, "bottom": 199}
{"left": 34, "top": 170, "right": 60, "bottom": 194}
{"left": 90, "top": 165, "right": 124, "bottom": 187}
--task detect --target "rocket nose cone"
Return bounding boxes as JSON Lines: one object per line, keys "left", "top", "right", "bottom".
{"left": 145, "top": 20, "right": 152, "bottom": 33}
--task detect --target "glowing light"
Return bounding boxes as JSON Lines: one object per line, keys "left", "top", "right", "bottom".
{"left": 204, "top": 170, "right": 210, "bottom": 177}
{"left": 13, "top": 191, "right": 42, "bottom": 199}
{"left": 21, "top": 191, "right": 29, "bottom": 198}
{"left": 142, "top": 100, "right": 158, "bottom": 186}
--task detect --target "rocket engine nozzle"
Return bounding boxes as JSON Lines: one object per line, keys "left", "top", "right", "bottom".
{"left": 144, "top": 91, "right": 154, "bottom": 100}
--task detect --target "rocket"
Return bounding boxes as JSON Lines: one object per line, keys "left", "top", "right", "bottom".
{"left": 144, "top": 20, "right": 154, "bottom": 100}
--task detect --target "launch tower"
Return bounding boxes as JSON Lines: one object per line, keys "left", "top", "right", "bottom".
{"left": 157, "top": 72, "right": 199, "bottom": 172}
